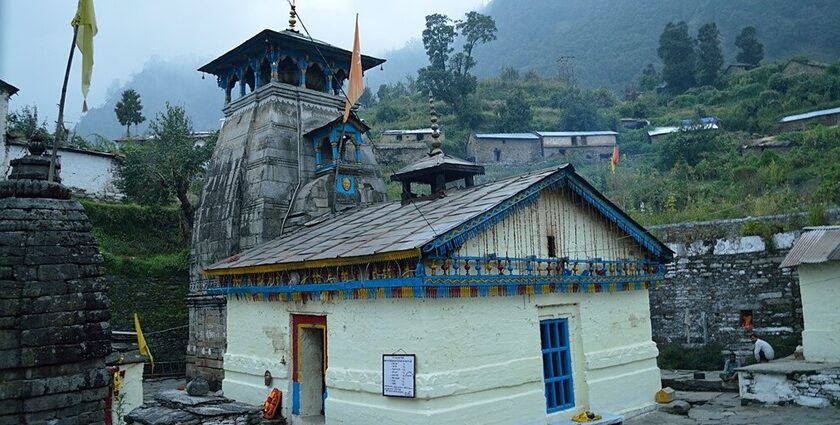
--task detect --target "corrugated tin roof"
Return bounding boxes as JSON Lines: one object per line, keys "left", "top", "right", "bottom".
{"left": 207, "top": 168, "right": 558, "bottom": 273}
{"left": 382, "top": 129, "right": 434, "bottom": 135}
{"left": 780, "top": 226, "right": 840, "bottom": 268}
{"left": 205, "top": 165, "right": 672, "bottom": 274}
{"left": 648, "top": 127, "right": 680, "bottom": 137}
{"left": 474, "top": 133, "right": 539, "bottom": 140}
{"left": 536, "top": 131, "right": 618, "bottom": 137}
{"left": 391, "top": 153, "right": 480, "bottom": 176}
{"left": 779, "top": 106, "right": 840, "bottom": 123}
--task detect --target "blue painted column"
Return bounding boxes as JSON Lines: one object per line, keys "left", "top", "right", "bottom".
{"left": 237, "top": 67, "right": 246, "bottom": 98}
{"left": 323, "top": 68, "right": 333, "bottom": 94}
{"left": 314, "top": 139, "right": 322, "bottom": 165}
{"left": 253, "top": 58, "right": 262, "bottom": 89}
{"left": 298, "top": 58, "right": 308, "bottom": 88}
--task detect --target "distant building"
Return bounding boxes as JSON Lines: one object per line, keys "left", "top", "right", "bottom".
{"left": 725, "top": 63, "right": 755, "bottom": 76}
{"left": 620, "top": 118, "right": 650, "bottom": 130}
{"left": 468, "top": 133, "right": 542, "bottom": 163}
{"left": 741, "top": 136, "right": 795, "bottom": 154}
{"left": 537, "top": 131, "right": 617, "bottom": 159}
{"left": 380, "top": 128, "right": 441, "bottom": 144}
{"left": 782, "top": 59, "right": 829, "bottom": 77}
{"left": 0, "top": 79, "right": 19, "bottom": 149}
{"left": 1, "top": 136, "right": 121, "bottom": 199}
{"left": 467, "top": 131, "right": 617, "bottom": 164}
{"left": 778, "top": 106, "right": 840, "bottom": 131}
{"left": 114, "top": 130, "right": 217, "bottom": 148}
{"left": 647, "top": 117, "right": 720, "bottom": 143}
{"left": 376, "top": 129, "right": 440, "bottom": 164}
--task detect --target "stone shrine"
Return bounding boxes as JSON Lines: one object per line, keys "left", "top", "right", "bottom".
{"left": 187, "top": 10, "right": 386, "bottom": 389}
{"left": 0, "top": 134, "right": 111, "bottom": 424}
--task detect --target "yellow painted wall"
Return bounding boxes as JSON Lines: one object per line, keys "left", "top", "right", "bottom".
{"left": 798, "top": 262, "right": 840, "bottom": 362}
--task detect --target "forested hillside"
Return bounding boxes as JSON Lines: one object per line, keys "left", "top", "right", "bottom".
{"left": 375, "top": 0, "right": 840, "bottom": 89}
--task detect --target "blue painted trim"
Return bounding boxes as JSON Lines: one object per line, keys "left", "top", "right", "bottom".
{"left": 421, "top": 167, "right": 672, "bottom": 261}
{"left": 292, "top": 381, "right": 300, "bottom": 415}
{"left": 207, "top": 273, "right": 663, "bottom": 297}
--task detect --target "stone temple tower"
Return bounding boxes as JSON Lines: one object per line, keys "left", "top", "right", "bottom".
{"left": 0, "top": 135, "right": 111, "bottom": 424}
{"left": 187, "top": 12, "right": 386, "bottom": 388}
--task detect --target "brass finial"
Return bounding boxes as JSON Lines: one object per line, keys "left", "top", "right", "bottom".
{"left": 288, "top": 1, "right": 297, "bottom": 32}
{"left": 430, "top": 96, "right": 442, "bottom": 156}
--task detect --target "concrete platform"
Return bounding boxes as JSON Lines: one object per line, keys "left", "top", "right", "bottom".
{"left": 735, "top": 358, "right": 840, "bottom": 374}
{"left": 551, "top": 413, "right": 623, "bottom": 425}
{"left": 661, "top": 370, "right": 739, "bottom": 392}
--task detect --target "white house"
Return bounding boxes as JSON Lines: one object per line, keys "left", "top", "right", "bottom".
{"left": 0, "top": 79, "right": 19, "bottom": 148}
{"left": 202, "top": 162, "right": 672, "bottom": 424}
{"left": 1, "top": 137, "right": 121, "bottom": 199}
{"left": 780, "top": 226, "right": 840, "bottom": 362}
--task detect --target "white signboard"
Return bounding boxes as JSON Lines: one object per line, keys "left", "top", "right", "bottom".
{"left": 382, "top": 354, "right": 416, "bottom": 398}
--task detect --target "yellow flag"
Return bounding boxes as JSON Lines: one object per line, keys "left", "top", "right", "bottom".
{"left": 134, "top": 313, "right": 154, "bottom": 366}
{"left": 610, "top": 143, "right": 619, "bottom": 174}
{"left": 342, "top": 14, "right": 363, "bottom": 123}
{"left": 71, "top": 0, "right": 97, "bottom": 112}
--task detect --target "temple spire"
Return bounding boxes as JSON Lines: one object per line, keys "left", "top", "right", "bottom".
{"left": 429, "top": 96, "right": 442, "bottom": 156}
{"left": 288, "top": 0, "right": 298, "bottom": 32}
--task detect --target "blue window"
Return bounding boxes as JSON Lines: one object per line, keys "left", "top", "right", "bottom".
{"left": 540, "top": 318, "right": 574, "bottom": 412}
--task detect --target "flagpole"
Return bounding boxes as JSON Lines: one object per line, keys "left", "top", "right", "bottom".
{"left": 49, "top": 24, "right": 80, "bottom": 183}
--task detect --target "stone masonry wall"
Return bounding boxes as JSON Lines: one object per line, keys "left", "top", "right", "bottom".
{"left": 0, "top": 196, "right": 111, "bottom": 425}
{"left": 649, "top": 216, "right": 813, "bottom": 354}
{"left": 739, "top": 367, "right": 840, "bottom": 407}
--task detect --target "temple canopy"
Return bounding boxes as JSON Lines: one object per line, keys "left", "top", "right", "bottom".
{"left": 198, "top": 29, "right": 385, "bottom": 102}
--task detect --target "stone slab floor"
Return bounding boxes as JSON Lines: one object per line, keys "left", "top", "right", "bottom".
{"left": 626, "top": 391, "right": 840, "bottom": 424}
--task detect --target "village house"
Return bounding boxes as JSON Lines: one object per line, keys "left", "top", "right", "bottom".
{"left": 1, "top": 135, "right": 121, "bottom": 199}
{"left": 0, "top": 79, "right": 19, "bottom": 148}
{"left": 782, "top": 58, "right": 829, "bottom": 77}
{"left": 468, "top": 132, "right": 541, "bottom": 163}
{"left": 374, "top": 129, "right": 437, "bottom": 165}
{"left": 724, "top": 63, "right": 755, "bottom": 76}
{"left": 737, "top": 226, "right": 840, "bottom": 408}
{"left": 778, "top": 106, "right": 840, "bottom": 131}
{"left": 647, "top": 117, "right": 720, "bottom": 143}
{"left": 467, "top": 131, "right": 617, "bottom": 164}
{"left": 203, "top": 154, "right": 673, "bottom": 423}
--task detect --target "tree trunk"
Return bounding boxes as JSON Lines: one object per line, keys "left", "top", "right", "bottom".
{"left": 174, "top": 185, "right": 194, "bottom": 231}
{"left": 126, "top": 124, "right": 131, "bottom": 138}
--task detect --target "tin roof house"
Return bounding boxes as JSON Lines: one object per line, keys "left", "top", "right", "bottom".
{"left": 202, "top": 106, "right": 673, "bottom": 423}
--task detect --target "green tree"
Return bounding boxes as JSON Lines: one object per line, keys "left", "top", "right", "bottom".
{"left": 735, "top": 26, "right": 764, "bottom": 66}
{"left": 657, "top": 128, "right": 726, "bottom": 170}
{"left": 115, "top": 104, "right": 215, "bottom": 229}
{"left": 417, "top": 11, "right": 496, "bottom": 118}
{"left": 658, "top": 21, "right": 696, "bottom": 93}
{"left": 496, "top": 91, "right": 533, "bottom": 132}
{"left": 358, "top": 87, "right": 375, "bottom": 108}
{"left": 114, "top": 89, "right": 146, "bottom": 137}
{"left": 696, "top": 23, "right": 723, "bottom": 86}
{"left": 7, "top": 105, "right": 50, "bottom": 140}
{"left": 559, "top": 90, "right": 602, "bottom": 131}
{"left": 639, "top": 64, "right": 661, "bottom": 91}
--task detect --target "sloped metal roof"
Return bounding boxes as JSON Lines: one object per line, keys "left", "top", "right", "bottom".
{"left": 474, "top": 133, "right": 539, "bottom": 140}
{"left": 536, "top": 131, "right": 618, "bottom": 137}
{"left": 206, "top": 168, "right": 558, "bottom": 274}
{"left": 391, "top": 153, "right": 481, "bottom": 176}
{"left": 779, "top": 106, "right": 840, "bottom": 123}
{"left": 780, "top": 226, "right": 840, "bottom": 268}
{"left": 205, "top": 165, "right": 673, "bottom": 275}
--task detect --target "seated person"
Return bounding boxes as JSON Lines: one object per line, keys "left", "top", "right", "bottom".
{"left": 719, "top": 352, "right": 740, "bottom": 382}
{"left": 751, "top": 334, "right": 775, "bottom": 363}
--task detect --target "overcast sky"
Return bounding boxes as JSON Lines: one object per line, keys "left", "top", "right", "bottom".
{"left": 0, "top": 0, "right": 489, "bottom": 127}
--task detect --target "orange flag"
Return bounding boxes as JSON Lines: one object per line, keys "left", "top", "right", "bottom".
{"left": 342, "top": 14, "right": 363, "bottom": 123}
{"left": 610, "top": 143, "right": 620, "bottom": 174}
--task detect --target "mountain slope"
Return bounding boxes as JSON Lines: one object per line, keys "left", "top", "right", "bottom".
{"left": 75, "top": 57, "right": 223, "bottom": 139}
{"left": 376, "top": 0, "right": 840, "bottom": 89}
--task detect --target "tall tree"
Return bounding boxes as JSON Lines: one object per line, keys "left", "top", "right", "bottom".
{"left": 115, "top": 104, "right": 215, "bottom": 229}
{"left": 695, "top": 23, "right": 723, "bottom": 86}
{"left": 496, "top": 92, "right": 533, "bottom": 132}
{"left": 638, "top": 64, "right": 661, "bottom": 91}
{"left": 417, "top": 11, "right": 496, "bottom": 117}
{"left": 114, "top": 89, "right": 146, "bottom": 137}
{"left": 657, "top": 21, "right": 696, "bottom": 93}
{"left": 735, "top": 26, "right": 764, "bottom": 66}
{"left": 559, "top": 90, "right": 602, "bottom": 131}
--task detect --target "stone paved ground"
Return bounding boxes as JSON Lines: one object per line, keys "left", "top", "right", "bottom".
{"left": 142, "top": 378, "right": 185, "bottom": 402}
{"left": 626, "top": 391, "right": 840, "bottom": 424}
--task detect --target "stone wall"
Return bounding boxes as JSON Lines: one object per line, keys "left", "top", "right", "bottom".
{"left": 649, "top": 216, "right": 815, "bottom": 353}
{"left": 468, "top": 137, "right": 542, "bottom": 164}
{"left": 0, "top": 195, "right": 111, "bottom": 424}
{"left": 739, "top": 366, "right": 840, "bottom": 407}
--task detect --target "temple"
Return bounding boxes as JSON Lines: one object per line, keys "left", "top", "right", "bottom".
{"left": 187, "top": 9, "right": 387, "bottom": 390}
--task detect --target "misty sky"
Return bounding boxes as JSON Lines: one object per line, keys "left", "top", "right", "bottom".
{"left": 0, "top": 0, "right": 488, "bottom": 127}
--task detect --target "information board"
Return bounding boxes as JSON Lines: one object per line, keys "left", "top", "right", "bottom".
{"left": 382, "top": 354, "right": 416, "bottom": 398}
